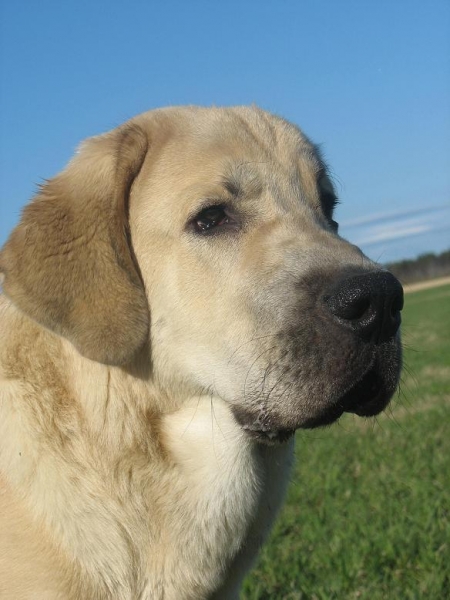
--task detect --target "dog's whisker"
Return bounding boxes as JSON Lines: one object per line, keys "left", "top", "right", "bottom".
{"left": 226, "top": 333, "right": 280, "bottom": 366}
{"left": 244, "top": 349, "right": 290, "bottom": 408}
{"left": 243, "top": 345, "right": 280, "bottom": 403}
{"left": 180, "top": 395, "right": 202, "bottom": 439}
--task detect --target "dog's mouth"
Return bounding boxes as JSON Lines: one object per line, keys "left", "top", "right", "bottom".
{"left": 339, "top": 364, "right": 387, "bottom": 416}
{"left": 234, "top": 362, "right": 394, "bottom": 443}
{"left": 231, "top": 404, "right": 296, "bottom": 446}
{"left": 299, "top": 362, "right": 391, "bottom": 429}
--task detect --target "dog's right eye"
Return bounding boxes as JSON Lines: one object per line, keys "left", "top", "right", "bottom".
{"left": 330, "top": 219, "right": 339, "bottom": 233}
{"left": 192, "top": 205, "right": 234, "bottom": 234}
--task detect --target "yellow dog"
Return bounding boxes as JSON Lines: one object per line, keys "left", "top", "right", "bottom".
{"left": 0, "top": 106, "right": 403, "bottom": 599}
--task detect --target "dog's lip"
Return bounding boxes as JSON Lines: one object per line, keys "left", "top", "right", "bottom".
{"left": 231, "top": 406, "right": 295, "bottom": 444}
{"left": 338, "top": 364, "right": 385, "bottom": 416}
{"left": 298, "top": 364, "right": 391, "bottom": 429}
{"left": 233, "top": 361, "right": 391, "bottom": 435}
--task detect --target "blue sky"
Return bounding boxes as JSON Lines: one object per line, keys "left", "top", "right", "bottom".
{"left": 1, "top": 1, "right": 449, "bottom": 264}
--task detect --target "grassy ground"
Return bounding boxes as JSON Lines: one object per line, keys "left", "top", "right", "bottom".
{"left": 242, "top": 284, "right": 450, "bottom": 599}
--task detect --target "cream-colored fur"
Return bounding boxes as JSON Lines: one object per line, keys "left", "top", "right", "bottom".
{"left": 0, "top": 302, "right": 292, "bottom": 600}
{"left": 0, "top": 106, "right": 399, "bottom": 599}
{"left": 0, "top": 301, "right": 292, "bottom": 599}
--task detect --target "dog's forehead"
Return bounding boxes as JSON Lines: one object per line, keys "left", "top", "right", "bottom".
{"left": 196, "top": 107, "right": 321, "bottom": 168}
{"left": 148, "top": 106, "right": 322, "bottom": 172}
{"left": 206, "top": 111, "right": 322, "bottom": 178}
{"left": 134, "top": 107, "right": 330, "bottom": 225}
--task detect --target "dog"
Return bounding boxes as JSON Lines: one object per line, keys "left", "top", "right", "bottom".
{"left": 0, "top": 106, "right": 403, "bottom": 599}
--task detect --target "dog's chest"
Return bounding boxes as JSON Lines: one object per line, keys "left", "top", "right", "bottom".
{"left": 145, "top": 398, "right": 294, "bottom": 599}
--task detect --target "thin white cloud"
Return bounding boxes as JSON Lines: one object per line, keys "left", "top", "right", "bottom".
{"left": 346, "top": 211, "right": 450, "bottom": 248}
{"left": 354, "top": 224, "right": 432, "bottom": 246}
{"left": 341, "top": 203, "right": 450, "bottom": 228}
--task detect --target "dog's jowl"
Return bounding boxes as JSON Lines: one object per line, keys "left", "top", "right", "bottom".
{"left": 0, "top": 106, "right": 403, "bottom": 599}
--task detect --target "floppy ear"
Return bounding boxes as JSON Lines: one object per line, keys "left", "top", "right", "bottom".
{"left": 0, "top": 123, "right": 150, "bottom": 365}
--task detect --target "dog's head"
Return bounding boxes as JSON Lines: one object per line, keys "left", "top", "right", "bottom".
{"left": 0, "top": 106, "right": 403, "bottom": 442}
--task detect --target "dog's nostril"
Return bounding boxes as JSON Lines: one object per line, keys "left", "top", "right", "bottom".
{"left": 390, "top": 292, "right": 404, "bottom": 317}
{"left": 324, "top": 271, "right": 403, "bottom": 344}
{"left": 350, "top": 297, "right": 371, "bottom": 321}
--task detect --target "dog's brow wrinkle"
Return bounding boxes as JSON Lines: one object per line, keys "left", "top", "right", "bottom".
{"left": 224, "top": 163, "right": 265, "bottom": 199}
{"left": 222, "top": 177, "right": 241, "bottom": 198}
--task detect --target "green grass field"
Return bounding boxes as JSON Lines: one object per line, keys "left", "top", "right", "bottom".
{"left": 243, "top": 284, "right": 450, "bottom": 599}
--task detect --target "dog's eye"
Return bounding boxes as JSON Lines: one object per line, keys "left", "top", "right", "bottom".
{"left": 193, "top": 205, "right": 232, "bottom": 234}
{"left": 330, "top": 219, "right": 339, "bottom": 233}
{"left": 321, "top": 191, "right": 338, "bottom": 214}
{"left": 319, "top": 190, "right": 339, "bottom": 233}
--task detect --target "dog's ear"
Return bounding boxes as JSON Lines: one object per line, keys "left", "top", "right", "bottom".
{"left": 0, "top": 123, "right": 150, "bottom": 365}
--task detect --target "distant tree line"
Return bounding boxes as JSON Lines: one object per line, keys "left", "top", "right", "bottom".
{"left": 386, "top": 249, "right": 450, "bottom": 285}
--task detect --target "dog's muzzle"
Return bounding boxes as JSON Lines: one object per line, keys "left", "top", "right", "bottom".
{"left": 301, "top": 269, "right": 404, "bottom": 428}
{"left": 234, "top": 269, "right": 404, "bottom": 442}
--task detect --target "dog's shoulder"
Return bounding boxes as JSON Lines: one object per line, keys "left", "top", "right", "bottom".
{"left": 0, "top": 298, "right": 81, "bottom": 598}
{"left": 0, "top": 476, "right": 79, "bottom": 600}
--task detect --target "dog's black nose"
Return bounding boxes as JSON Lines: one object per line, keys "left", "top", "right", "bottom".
{"left": 324, "top": 271, "right": 404, "bottom": 344}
